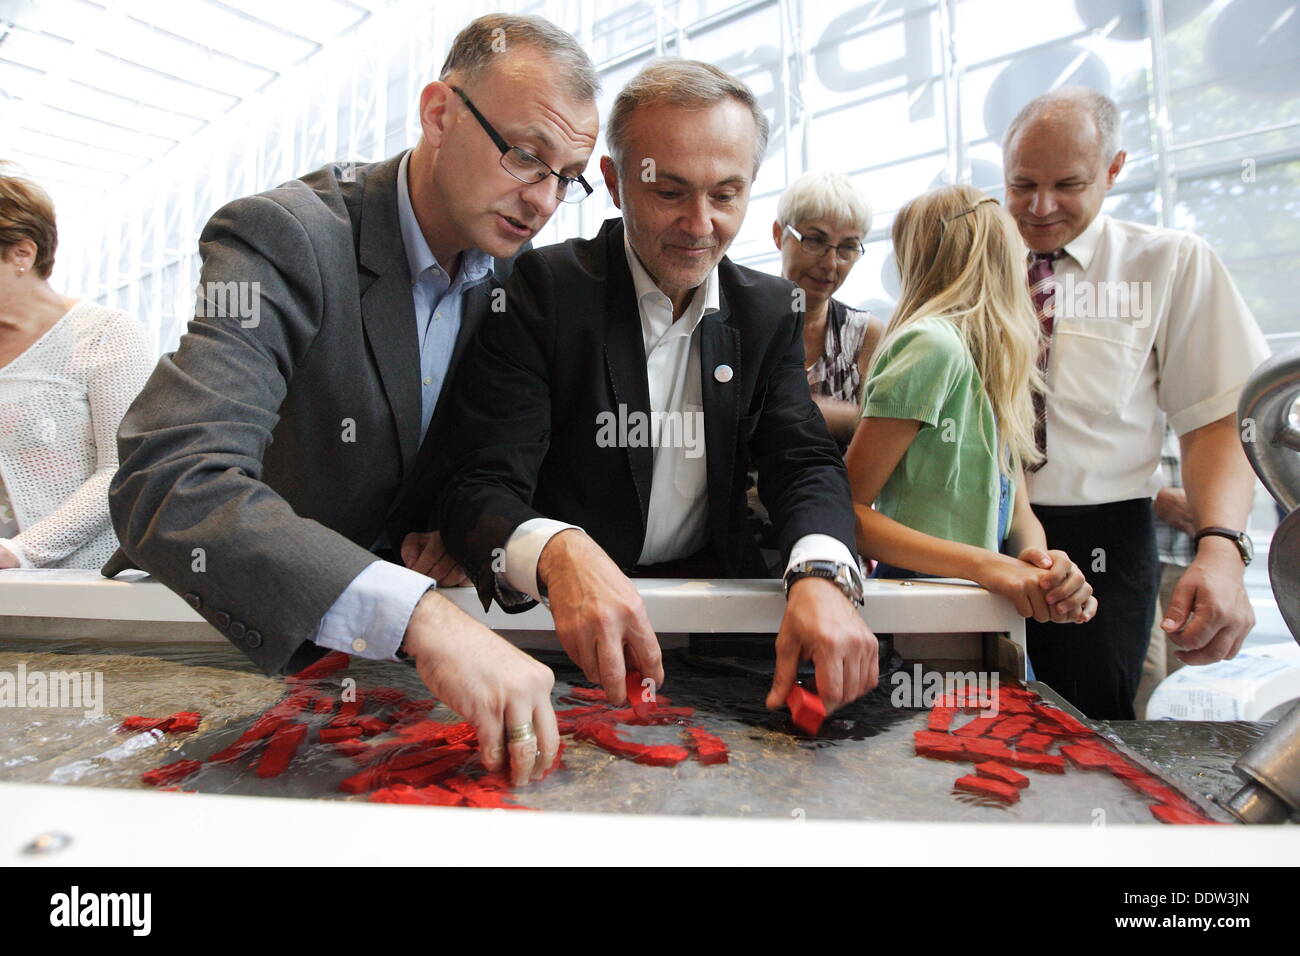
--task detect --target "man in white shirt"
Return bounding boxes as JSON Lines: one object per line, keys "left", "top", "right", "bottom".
{"left": 1003, "top": 87, "right": 1270, "bottom": 718}
{"left": 436, "top": 59, "right": 878, "bottom": 718}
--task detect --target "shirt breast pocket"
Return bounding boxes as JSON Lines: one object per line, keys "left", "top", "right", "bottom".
{"left": 1049, "top": 321, "right": 1147, "bottom": 415}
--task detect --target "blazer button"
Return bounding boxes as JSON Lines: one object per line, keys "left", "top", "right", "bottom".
{"left": 184, "top": 592, "right": 202, "bottom": 610}
{"left": 214, "top": 611, "right": 231, "bottom": 629}
{"left": 714, "top": 364, "right": 733, "bottom": 383}
{"left": 245, "top": 630, "right": 263, "bottom": 649}
{"left": 229, "top": 621, "right": 246, "bottom": 639}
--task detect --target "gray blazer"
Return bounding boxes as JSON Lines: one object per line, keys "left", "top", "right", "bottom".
{"left": 104, "top": 155, "right": 498, "bottom": 674}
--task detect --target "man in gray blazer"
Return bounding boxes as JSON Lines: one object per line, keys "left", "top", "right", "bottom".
{"left": 105, "top": 14, "right": 600, "bottom": 787}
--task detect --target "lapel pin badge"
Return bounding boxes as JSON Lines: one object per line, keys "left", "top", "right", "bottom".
{"left": 714, "top": 364, "right": 733, "bottom": 384}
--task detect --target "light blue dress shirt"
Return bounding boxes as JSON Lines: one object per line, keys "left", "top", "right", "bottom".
{"left": 312, "top": 150, "right": 492, "bottom": 661}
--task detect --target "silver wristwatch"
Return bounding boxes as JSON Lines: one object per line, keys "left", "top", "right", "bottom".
{"left": 783, "top": 559, "right": 865, "bottom": 608}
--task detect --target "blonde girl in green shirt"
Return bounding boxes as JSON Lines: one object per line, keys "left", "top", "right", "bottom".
{"left": 844, "top": 185, "right": 1096, "bottom": 624}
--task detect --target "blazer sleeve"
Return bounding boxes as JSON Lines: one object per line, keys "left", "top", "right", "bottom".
{"left": 750, "top": 307, "right": 858, "bottom": 562}
{"left": 434, "top": 251, "right": 558, "bottom": 599}
{"left": 107, "top": 194, "right": 378, "bottom": 674}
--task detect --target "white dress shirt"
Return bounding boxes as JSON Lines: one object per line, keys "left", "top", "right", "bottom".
{"left": 503, "top": 234, "right": 855, "bottom": 600}
{"left": 1028, "top": 213, "right": 1271, "bottom": 507}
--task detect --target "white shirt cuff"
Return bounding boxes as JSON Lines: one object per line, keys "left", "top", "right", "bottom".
{"left": 503, "top": 518, "right": 584, "bottom": 602}
{"left": 312, "top": 560, "right": 434, "bottom": 661}
{"left": 785, "top": 534, "right": 861, "bottom": 583}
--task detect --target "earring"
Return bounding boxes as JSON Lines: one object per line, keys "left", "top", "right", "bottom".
{"left": 16, "top": 267, "right": 25, "bottom": 275}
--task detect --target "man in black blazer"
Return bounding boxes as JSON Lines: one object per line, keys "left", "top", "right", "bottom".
{"left": 437, "top": 59, "right": 879, "bottom": 716}
{"left": 106, "top": 15, "right": 600, "bottom": 787}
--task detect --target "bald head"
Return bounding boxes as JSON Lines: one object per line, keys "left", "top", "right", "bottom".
{"left": 1001, "top": 87, "right": 1126, "bottom": 253}
{"left": 1003, "top": 87, "right": 1119, "bottom": 163}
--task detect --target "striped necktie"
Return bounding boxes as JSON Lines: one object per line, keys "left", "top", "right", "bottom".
{"left": 1027, "top": 250, "right": 1063, "bottom": 471}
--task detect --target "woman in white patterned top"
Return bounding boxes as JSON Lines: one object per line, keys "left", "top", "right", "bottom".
{"left": 0, "top": 165, "right": 151, "bottom": 569}
{"left": 772, "top": 170, "right": 886, "bottom": 449}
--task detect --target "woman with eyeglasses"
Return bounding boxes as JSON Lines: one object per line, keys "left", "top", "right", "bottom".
{"left": 844, "top": 185, "right": 1096, "bottom": 624}
{"left": 772, "top": 171, "right": 885, "bottom": 449}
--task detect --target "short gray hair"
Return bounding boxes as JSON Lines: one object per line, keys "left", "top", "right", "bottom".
{"left": 440, "top": 13, "right": 599, "bottom": 103}
{"left": 777, "top": 170, "right": 872, "bottom": 237}
{"left": 1003, "top": 86, "right": 1121, "bottom": 161}
{"left": 606, "top": 58, "right": 770, "bottom": 175}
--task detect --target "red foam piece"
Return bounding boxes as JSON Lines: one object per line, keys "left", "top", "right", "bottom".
{"left": 635, "top": 744, "right": 689, "bottom": 767}
{"left": 118, "top": 715, "right": 169, "bottom": 734}
{"left": 256, "top": 722, "right": 308, "bottom": 778}
{"left": 975, "top": 761, "right": 1030, "bottom": 789}
{"left": 1060, "top": 742, "right": 1128, "bottom": 772}
{"left": 626, "top": 669, "right": 656, "bottom": 717}
{"left": 1032, "top": 704, "right": 1093, "bottom": 737}
{"left": 954, "top": 773, "right": 1020, "bottom": 804}
{"left": 142, "top": 759, "right": 202, "bottom": 787}
{"left": 339, "top": 766, "right": 389, "bottom": 794}
{"left": 995, "top": 698, "right": 1034, "bottom": 715}
{"left": 319, "top": 725, "right": 363, "bottom": 743}
{"left": 289, "top": 650, "right": 351, "bottom": 682}
{"left": 683, "top": 727, "right": 729, "bottom": 765}
{"left": 329, "top": 691, "right": 366, "bottom": 727}
{"left": 369, "top": 784, "right": 464, "bottom": 806}
{"left": 392, "top": 699, "right": 437, "bottom": 717}
{"left": 927, "top": 707, "right": 957, "bottom": 732}
{"left": 786, "top": 685, "right": 826, "bottom": 735}
{"left": 954, "top": 716, "right": 1004, "bottom": 738}
{"left": 367, "top": 687, "right": 409, "bottom": 707}
{"left": 332, "top": 740, "right": 369, "bottom": 757}
{"left": 355, "top": 716, "right": 390, "bottom": 737}
{"left": 917, "top": 741, "right": 968, "bottom": 761}
{"left": 1014, "top": 733, "right": 1054, "bottom": 753}
{"left": 393, "top": 720, "right": 475, "bottom": 747}
{"left": 207, "top": 710, "right": 292, "bottom": 763}
{"left": 311, "top": 696, "right": 336, "bottom": 715}
{"left": 997, "top": 685, "right": 1038, "bottom": 702}
{"left": 960, "top": 737, "right": 1016, "bottom": 762}
{"left": 987, "top": 715, "right": 1036, "bottom": 741}
{"left": 119, "top": 710, "right": 203, "bottom": 734}
{"left": 1004, "top": 751, "right": 1066, "bottom": 773}
{"left": 914, "top": 731, "right": 968, "bottom": 761}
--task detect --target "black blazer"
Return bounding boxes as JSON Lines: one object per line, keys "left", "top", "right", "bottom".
{"left": 105, "top": 155, "right": 499, "bottom": 673}
{"left": 435, "top": 218, "right": 856, "bottom": 611}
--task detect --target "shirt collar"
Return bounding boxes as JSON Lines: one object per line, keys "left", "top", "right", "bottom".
{"left": 396, "top": 149, "right": 491, "bottom": 286}
{"left": 1061, "top": 211, "right": 1107, "bottom": 271}
{"left": 622, "top": 228, "right": 720, "bottom": 331}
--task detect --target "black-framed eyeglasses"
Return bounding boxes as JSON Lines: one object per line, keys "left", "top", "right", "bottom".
{"left": 450, "top": 85, "right": 592, "bottom": 204}
{"left": 782, "top": 224, "right": 864, "bottom": 263}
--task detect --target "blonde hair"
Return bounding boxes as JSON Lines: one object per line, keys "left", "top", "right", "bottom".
{"left": 886, "top": 184, "right": 1043, "bottom": 474}
{"left": 0, "top": 162, "right": 58, "bottom": 279}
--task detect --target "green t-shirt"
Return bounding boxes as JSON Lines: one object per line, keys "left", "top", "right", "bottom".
{"left": 861, "top": 315, "right": 1010, "bottom": 552}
